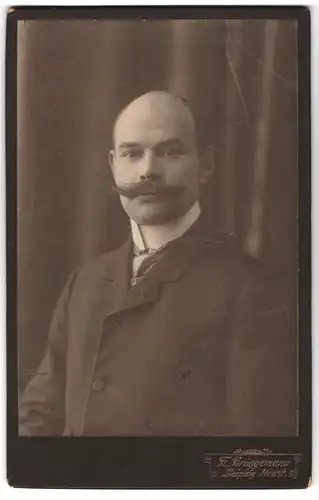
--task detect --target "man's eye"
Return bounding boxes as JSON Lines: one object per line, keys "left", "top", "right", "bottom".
{"left": 121, "top": 150, "right": 142, "bottom": 159}
{"left": 162, "top": 148, "right": 183, "bottom": 159}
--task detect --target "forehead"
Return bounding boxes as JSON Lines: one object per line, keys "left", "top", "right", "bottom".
{"left": 113, "top": 95, "right": 196, "bottom": 146}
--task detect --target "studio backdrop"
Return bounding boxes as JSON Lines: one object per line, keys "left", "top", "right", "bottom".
{"left": 17, "top": 19, "right": 298, "bottom": 390}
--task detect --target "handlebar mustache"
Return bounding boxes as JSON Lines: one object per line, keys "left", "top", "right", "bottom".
{"left": 112, "top": 181, "right": 185, "bottom": 199}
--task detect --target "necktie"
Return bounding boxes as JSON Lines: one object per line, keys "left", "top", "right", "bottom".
{"left": 131, "top": 244, "right": 170, "bottom": 285}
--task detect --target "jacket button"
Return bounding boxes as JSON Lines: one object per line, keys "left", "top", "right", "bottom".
{"left": 92, "top": 379, "right": 105, "bottom": 393}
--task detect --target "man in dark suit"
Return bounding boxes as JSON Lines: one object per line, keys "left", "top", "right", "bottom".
{"left": 19, "top": 91, "right": 296, "bottom": 436}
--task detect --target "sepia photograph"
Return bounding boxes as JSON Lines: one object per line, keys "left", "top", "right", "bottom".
{"left": 7, "top": 6, "right": 311, "bottom": 489}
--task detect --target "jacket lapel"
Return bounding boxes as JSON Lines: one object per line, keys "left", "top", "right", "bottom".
{"left": 101, "top": 214, "right": 228, "bottom": 317}
{"left": 102, "top": 236, "right": 161, "bottom": 315}
{"left": 103, "top": 237, "right": 132, "bottom": 312}
{"left": 109, "top": 236, "right": 209, "bottom": 315}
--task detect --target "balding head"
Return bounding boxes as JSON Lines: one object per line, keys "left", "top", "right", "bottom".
{"left": 113, "top": 91, "right": 197, "bottom": 151}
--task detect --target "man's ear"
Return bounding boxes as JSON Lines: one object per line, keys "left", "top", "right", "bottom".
{"left": 199, "top": 145, "right": 215, "bottom": 185}
{"left": 109, "top": 149, "right": 115, "bottom": 173}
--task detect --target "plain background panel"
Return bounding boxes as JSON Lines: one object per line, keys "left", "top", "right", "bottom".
{"left": 17, "top": 19, "right": 298, "bottom": 394}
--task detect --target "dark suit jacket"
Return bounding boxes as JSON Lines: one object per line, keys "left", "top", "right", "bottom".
{"left": 19, "top": 225, "right": 297, "bottom": 436}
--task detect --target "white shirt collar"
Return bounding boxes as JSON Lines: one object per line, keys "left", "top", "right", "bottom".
{"left": 130, "top": 201, "right": 201, "bottom": 252}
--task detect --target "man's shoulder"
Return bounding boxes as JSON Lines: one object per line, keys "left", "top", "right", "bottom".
{"left": 200, "top": 236, "right": 281, "bottom": 303}
{"left": 202, "top": 236, "right": 261, "bottom": 276}
{"left": 210, "top": 238, "right": 291, "bottom": 308}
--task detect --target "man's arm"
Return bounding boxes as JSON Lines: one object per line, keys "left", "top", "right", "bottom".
{"left": 225, "top": 262, "right": 297, "bottom": 436}
{"left": 19, "top": 270, "right": 78, "bottom": 436}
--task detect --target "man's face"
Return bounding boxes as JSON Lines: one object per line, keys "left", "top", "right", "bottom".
{"left": 109, "top": 92, "right": 201, "bottom": 225}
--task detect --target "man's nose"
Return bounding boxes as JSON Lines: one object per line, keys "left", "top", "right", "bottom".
{"left": 138, "top": 150, "right": 160, "bottom": 180}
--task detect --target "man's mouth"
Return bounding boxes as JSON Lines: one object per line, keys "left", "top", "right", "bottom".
{"left": 113, "top": 182, "right": 185, "bottom": 200}
{"left": 135, "top": 192, "right": 163, "bottom": 201}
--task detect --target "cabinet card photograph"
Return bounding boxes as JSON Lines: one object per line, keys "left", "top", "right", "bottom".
{"left": 7, "top": 6, "right": 311, "bottom": 489}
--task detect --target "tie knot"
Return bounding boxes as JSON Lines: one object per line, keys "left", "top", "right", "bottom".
{"left": 133, "top": 245, "right": 157, "bottom": 257}
{"left": 132, "top": 243, "right": 170, "bottom": 283}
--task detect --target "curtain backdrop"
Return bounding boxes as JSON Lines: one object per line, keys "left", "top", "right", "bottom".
{"left": 17, "top": 20, "right": 297, "bottom": 390}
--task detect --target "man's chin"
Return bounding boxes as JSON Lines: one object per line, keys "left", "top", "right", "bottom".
{"left": 128, "top": 207, "right": 184, "bottom": 226}
{"left": 131, "top": 213, "right": 176, "bottom": 226}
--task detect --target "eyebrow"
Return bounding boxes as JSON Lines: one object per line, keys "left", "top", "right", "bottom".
{"left": 118, "top": 142, "right": 141, "bottom": 149}
{"left": 155, "top": 138, "right": 187, "bottom": 149}
{"left": 118, "top": 138, "right": 187, "bottom": 149}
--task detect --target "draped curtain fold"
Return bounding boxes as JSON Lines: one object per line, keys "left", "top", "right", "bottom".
{"left": 17, "top": 19, "right": 297, "bottom": 389}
